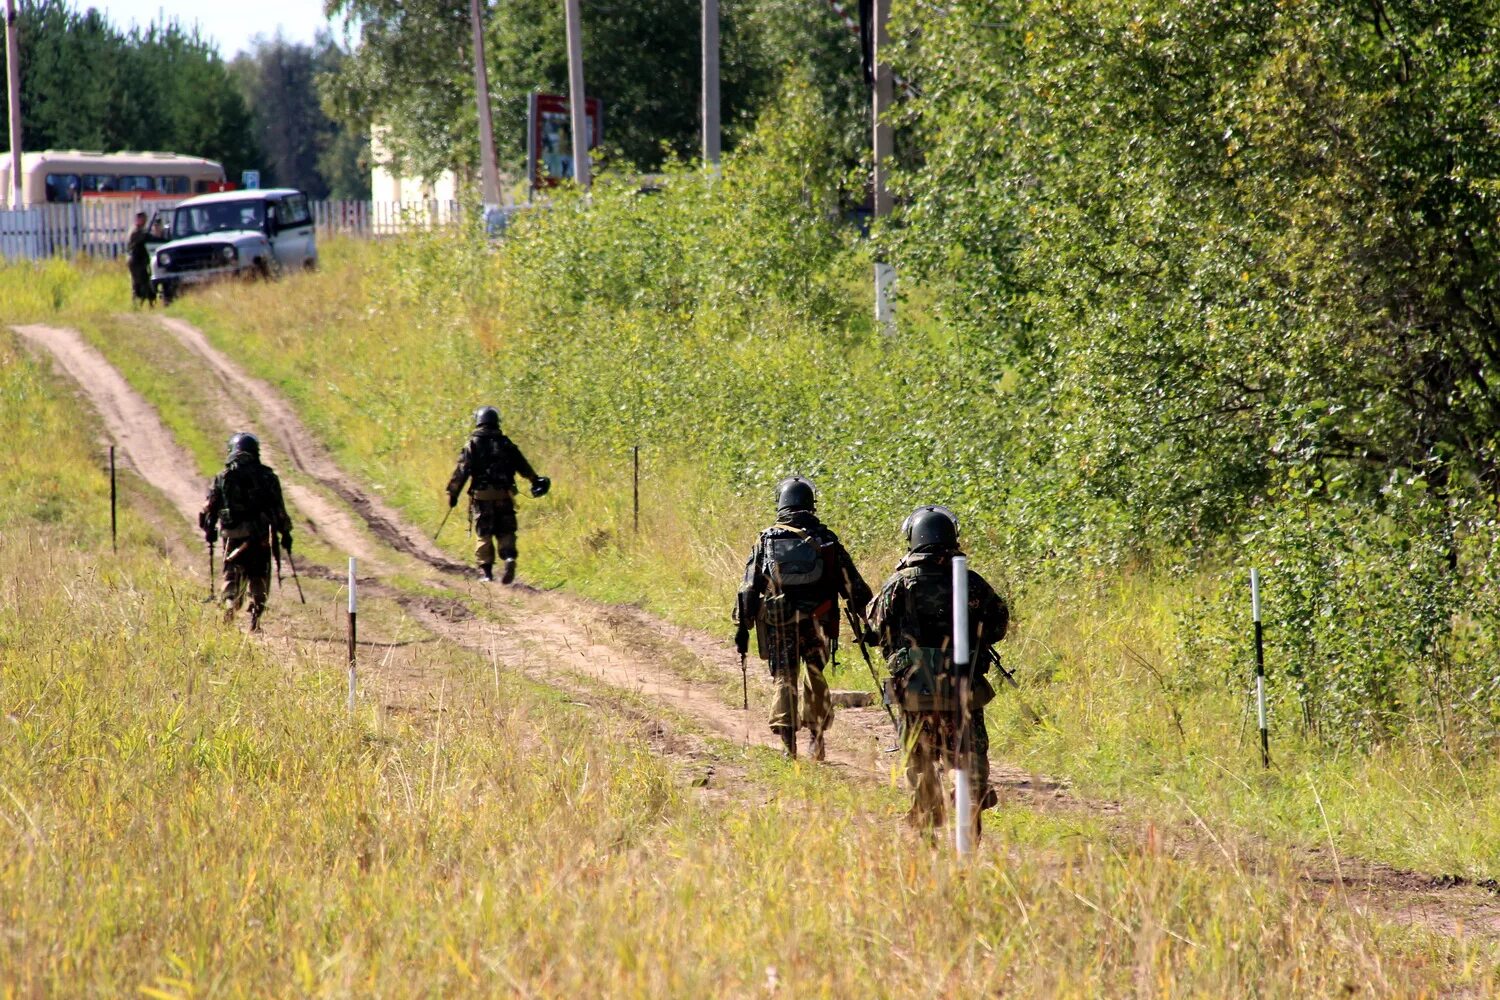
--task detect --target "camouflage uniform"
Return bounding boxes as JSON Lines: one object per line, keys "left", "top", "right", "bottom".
{"left": 445, "top": 426, "right": 540, "bottom": 579}
{"left": 867, "top": 550, "right": 1008, "bottom": 832}
{"left": 199, "top": 450, "right": 293, "bottom": 630}
{"left": 734, "top": 508, "right": 872, "bottom": 753}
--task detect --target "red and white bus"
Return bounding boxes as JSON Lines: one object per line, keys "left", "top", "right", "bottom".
{"left": 0, "top": 150, "right": 227, "bottom": 208}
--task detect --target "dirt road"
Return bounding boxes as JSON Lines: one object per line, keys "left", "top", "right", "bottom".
{"left": 13, "top": 317, "right": 1500, "bottom": 943}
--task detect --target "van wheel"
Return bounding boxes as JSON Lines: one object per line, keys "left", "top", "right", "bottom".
{"left": 253, "top": 258, "right": 272, "bottom": 280}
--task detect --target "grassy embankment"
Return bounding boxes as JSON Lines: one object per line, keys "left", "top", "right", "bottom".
{"left": 120, "top": 233, "right": 1498, "bottom": 887}
{"left": 8, "top": 271, "right": 1493, "bottom": 993}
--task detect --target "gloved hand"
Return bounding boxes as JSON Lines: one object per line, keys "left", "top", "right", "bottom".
{"left": 280, "top": 532, "right": 293, "bottom": 555}
{"left": 734, "top": 628, "right": 750, "bottom": 657}
{"left": 862, "top": 626, "right": 880, "bottom": 647}
{"left": 447, "top": 490, "right": 459, "bottom": 509}
{"left": 530, "top": 475, "right": 551, "bottom": 498}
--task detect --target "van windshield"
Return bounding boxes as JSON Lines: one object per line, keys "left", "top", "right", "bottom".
{"left": 171, "top": 200, "right": 266, "bottom": 238}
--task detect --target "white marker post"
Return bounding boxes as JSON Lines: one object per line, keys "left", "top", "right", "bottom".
{"left": 1251, "top": 568, "right": 1268, "bottom": 768}
{"left": 347, "top": 558, "right": 358, "bottom": 714}
{"left": 951, "top": 555, "right": 972, "bottom": 858}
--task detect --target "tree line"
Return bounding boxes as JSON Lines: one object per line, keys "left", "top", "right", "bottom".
{"left": 2, "top": 0, "right": 368, "bottom": 198}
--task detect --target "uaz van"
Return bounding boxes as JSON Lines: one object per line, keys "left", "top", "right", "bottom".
{"left": 151, "top": 189, "right": 317, "bottom": 303}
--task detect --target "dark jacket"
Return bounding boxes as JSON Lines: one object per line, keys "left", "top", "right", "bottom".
{"left": 734, "top": 508, "right": 873, "bottom": 626}
{"left": 446, "top": 428, "right": 538, "bottom": 499}
{"left": 866, "top": 549, "right": 1008, "bottom": 659}
{"left": 200, "top": 453, "right": 293, "bottom": 540}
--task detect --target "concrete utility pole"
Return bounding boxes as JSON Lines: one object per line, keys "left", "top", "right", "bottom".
{"left": 871, "top": 0, "right": 896, "bottom": 335}
{"left": 701, "top": 0, "right": 720, "bottom": 167}
{"left": 469, "top": 0, "right": 502, "bottom": 208}
{"left": 564, "top": 0, "right": 590, "bottom": 190}
{"left": 5, "top": 0, "right": 22, "bottom": 209}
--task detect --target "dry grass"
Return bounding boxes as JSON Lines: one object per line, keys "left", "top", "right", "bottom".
{"left": 3, "top": 260, "right": 1498, "bottom": 995}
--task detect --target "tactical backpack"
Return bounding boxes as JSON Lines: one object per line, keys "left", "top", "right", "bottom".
{"left": 469, "top": 433, "right": 518, "bottom": 492}
{"left": 757, "top": 524, "right": 828, "bottom": 627}
{"left": 881, "top": 568, "right": 990, "bottom": 712}
{"left": 219, "top": 460, "right": 273, "bottom": 532}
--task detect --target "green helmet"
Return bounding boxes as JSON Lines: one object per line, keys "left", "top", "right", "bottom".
{"left": 473, "top": 406, "right": 500, "bottom": 429}
{"left": 775, "top": 476, "right": 815, "bottom": 513}
{"left": 902, "top": 505, "right": 959, "bottom": 551}
{"left": 227, "top": 432, "right": 260, "bottom": 458}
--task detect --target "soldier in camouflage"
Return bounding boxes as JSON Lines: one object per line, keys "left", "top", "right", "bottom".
{"left": 867, "top": 505, "right": 1008, "bottom": 835}
{"left": 199, "top": 432, "right": 294, "bottom": 632}
{"left": 733, "top": 476, "right": 873, "bottom": 760}
{"left": 445, "top": 406, "right": 550, "bottom": 583}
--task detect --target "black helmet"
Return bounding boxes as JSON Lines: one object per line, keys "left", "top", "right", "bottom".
{"left": 228, "top": 432, "right": 259, "bottom": 458}
{"left": 775, "top": 476, "right": 816, "bottom": 513}
{"left": 902, "top": 505, "right": 959, "bottom": 551}
{"left": 474, "top": 406, "right": 500, "bottom": 429}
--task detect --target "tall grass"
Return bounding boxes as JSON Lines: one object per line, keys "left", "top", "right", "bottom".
{"left": 6, "top": 330, "right": 1487, "bottom": 993}
{"left": 147, "top": 226, "right": 1500, "bottom": 883}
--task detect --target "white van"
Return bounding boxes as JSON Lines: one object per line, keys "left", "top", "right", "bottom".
{"left": 151, "top": 188, "right": 317, "bottom": 303}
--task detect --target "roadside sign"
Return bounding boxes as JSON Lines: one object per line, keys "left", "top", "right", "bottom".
{"left": 241, "top": 170, "right": 261, "bottom": 190}
{"left": 526, "top": 93, "right": 604, "bottom": 194}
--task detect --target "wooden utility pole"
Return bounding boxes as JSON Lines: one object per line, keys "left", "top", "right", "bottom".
{"left": 564, "top": 0, "right": 591, "bottom": 190}
{"left": 871, "top": 0, "right": 896, "bottom": 335}
{"left": 871, "top": 0, "right": 893, "bottom": 219}
{"left": 702, "top": 0, "right": 720, "bottom": 167}
{"left": 469, "top": 0, "right": 502, "bottom": 207}
{"left": 5, "top": 0, "right": 21, "bottom": 209}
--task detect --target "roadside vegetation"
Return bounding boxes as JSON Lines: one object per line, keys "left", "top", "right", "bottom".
{"left": 80, "top": 77, "right": 1488, "bottom": 890}
{"left": 12, "top": 328, "right": 1492, "bottom": 994}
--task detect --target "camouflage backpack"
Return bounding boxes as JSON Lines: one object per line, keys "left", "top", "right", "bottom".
{"left": 884, "top": 566, "right": 966, "bottom": 712}
{"left": 218, "top": 460, "right": 273, "bottom": 532}
{"left": 469, "top": 433, "right": 517, "bottom": 491}
{"left": 757, "top": 524, "right": 829, "bottom": 627}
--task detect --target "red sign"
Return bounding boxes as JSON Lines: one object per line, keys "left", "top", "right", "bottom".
{"left": 528, "top": 92, "right": 604, "bottom": 190}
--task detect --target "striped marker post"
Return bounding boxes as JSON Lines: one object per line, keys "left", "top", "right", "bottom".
{"left": 952, "top": 555, "right": 973, "bottom": 858}
{"left": 109, "top": 446, "right": 117, "bottom": 552}
{"left": 1251, "top": 568, "right": 1269, "bottom": 768}
{"left": 347, "top": 558, "right": 358, "bottom": 714}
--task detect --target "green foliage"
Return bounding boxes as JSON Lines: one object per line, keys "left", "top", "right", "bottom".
{"left": 888, "top": 0, "right": 1500, "bottom": 744}
{"left": 229, "top": 32, "right": 370, "bottom": 198}
{"left": 3, "top": 0, "right": 258, "bottom": 175}
{"left": 322, "top": 0, "right": 868, "bottom": 179}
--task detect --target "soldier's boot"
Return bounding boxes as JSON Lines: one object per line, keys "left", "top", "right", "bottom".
{"left": 501, "top": 558, "right": 517, "bottom": 585}
{"left": 249, "top": 608, "right": 262, "bottom": 633}
{"left": 809, "top": 729, "right": 826, "bottom": 762}
{"left": 774, "top": 726, "right": 797, "bottom": 759}
{"left": 479, "top": 563, "right": 494, "bottom": 582}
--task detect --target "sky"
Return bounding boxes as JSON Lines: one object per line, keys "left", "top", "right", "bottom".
{"left": 92, "top": 1, "right": 342, "bottom": 57}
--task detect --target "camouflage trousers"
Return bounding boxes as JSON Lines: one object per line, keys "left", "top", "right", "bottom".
{"left": 899, "top": 707, "right": 990, "bottom": 833}
{"left": 470, "top": 497, "right": 518, "bottom": 567}
{"left": 221, "top": 536, "right": 272, "bottom": 625}
{"left": 763, "top": 614, "right": 834, "bottom": 737}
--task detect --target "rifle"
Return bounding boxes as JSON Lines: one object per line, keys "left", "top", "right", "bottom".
{"left": 272, "top": 529, "right": 283, "bottom": 591}
{"left": 984, "top": 647, "right": 1042, "bottom": 725}
{"left": 205, "top": 536, "right": 217, "bottom": 603}
{"left": 844, "top": 605, "right": 899, "bottom": 734}
{"left": 740, "top": 651, "right": 749, "bottom": 710}
{"left": 285, "top": 551, "right": 306, "bottom": 604}
{"left": 433, "top": 504, "right": 453, "bottom": 541}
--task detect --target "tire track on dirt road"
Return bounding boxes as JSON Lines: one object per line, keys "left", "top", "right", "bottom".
{"left": 14, "top": 324, "right": 204, "bottom": 523}
{"left": 158, "top": 317, "right": 467, "bottom": 575}
{"left": 147, "top": 319, "right": 1500, "bottom": 943}
{"left": 152, "top": 315, "right": 895, "bottom": 771}
{"left": 19, "top": 319, "right": 1500, "bottom": 943}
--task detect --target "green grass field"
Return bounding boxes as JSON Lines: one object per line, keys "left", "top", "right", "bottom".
{"left": 3, "top": 252, "right": 1498, "bottom": 994}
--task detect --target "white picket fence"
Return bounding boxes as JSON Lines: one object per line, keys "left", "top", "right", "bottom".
{"left": 0, "top": 198, "right": 478, "bottom": 262}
